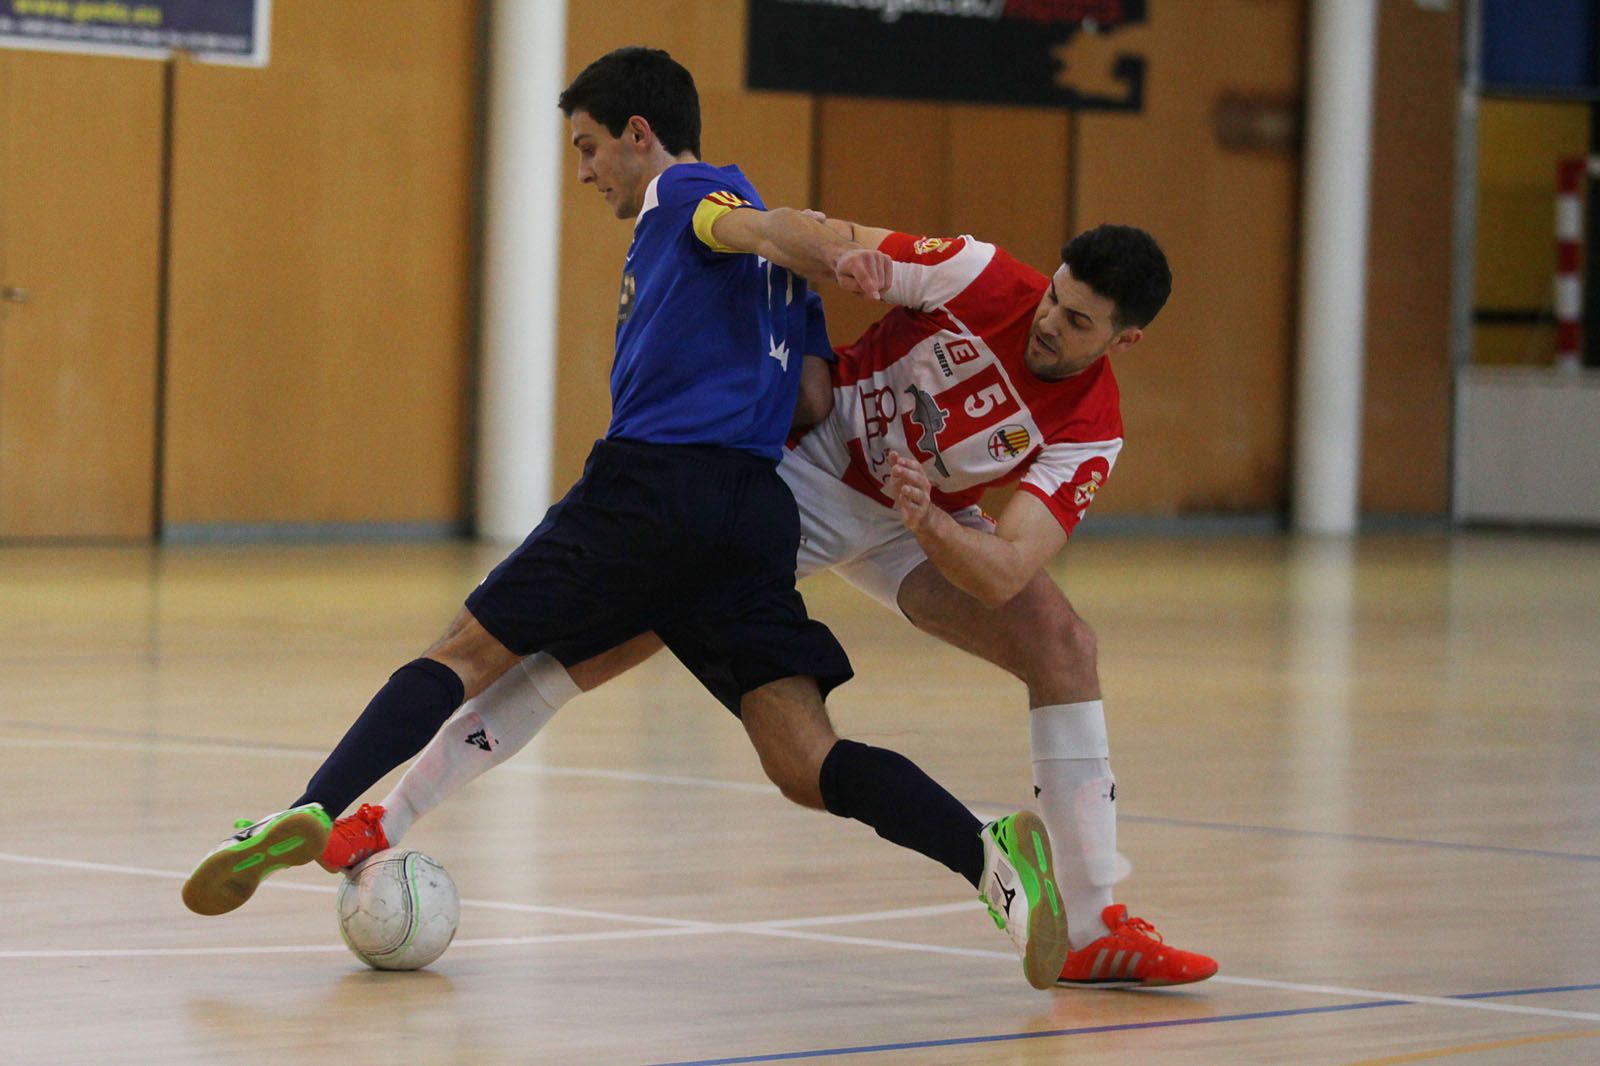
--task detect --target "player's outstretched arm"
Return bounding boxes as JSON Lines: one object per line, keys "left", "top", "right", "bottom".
{"left": 887, "top": 452, "right": 1068, "bottom": 608}
{"left": 711, "top": 206, "right": 892, "bottom": 299}
{"left": 799, "top": 210, "right": 894, "bottom": 252}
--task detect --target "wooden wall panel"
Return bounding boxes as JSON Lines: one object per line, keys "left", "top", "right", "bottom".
{"left": 0, "top": 52, "right": 162, "bottom": 538}
{"left": 943, "top": 106, "right": 1073, "bottom": 289}
{"left": 556, "top": 0, "right": 816, "bottom": 490}
{"left": 161, "top": 0, "right": 479, "bottom": 527}
{"left": 1361, "top": 0, "right": 1459, "bottom": 514}
{"left": 1076, "top": 0, "right": 1304, "bottom": 516}
{"left": 813, "top": 97, "right": 947, "bottom": 346}
{"left": 812, "top": 101, "right": 1071, "bottom": 359}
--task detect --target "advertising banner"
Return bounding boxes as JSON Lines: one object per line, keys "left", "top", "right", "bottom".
{"left": 0, "top": 0, "right": 268, "bottom": 66}
{"left": 747, "top": 0, "right": 1148, "bottom": 111}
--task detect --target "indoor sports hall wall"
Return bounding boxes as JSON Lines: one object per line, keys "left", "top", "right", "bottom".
{"left": 0, "top": 0, "right": 1463, "bottom": 539}
{"left": 0, "top": 0, "right": 480, "bottom": 538}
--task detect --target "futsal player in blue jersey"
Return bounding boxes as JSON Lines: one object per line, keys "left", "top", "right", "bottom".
{"left": 182, "top": 47, "right": 1070, "bottom": 990}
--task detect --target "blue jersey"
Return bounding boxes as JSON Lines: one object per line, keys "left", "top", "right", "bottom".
{"left": 608, "top": 162, "right": 829, "bottom": 461}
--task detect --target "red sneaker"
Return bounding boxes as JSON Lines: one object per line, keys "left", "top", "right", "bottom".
{"left": 317, "top": 803, "right": 390, "bottom": 872}
{"left": 1056, "top": 904, "right": 1218, "bottom": 988}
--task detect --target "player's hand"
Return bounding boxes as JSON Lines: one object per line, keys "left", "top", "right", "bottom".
{"left": 800, "top": 208, "right": 829, "bottom": 224}
{"left": 833, "top": 247, "right": 892, "bottom": 300}
{"left": 887, "top": 451, "right": 934, "bottom": 531}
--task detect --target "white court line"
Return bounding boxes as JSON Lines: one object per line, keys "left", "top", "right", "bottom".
{"left": 0, "top": 927, "right": 714, "bottom": 960}
{"left": 3, "top": 849, "right": 1598, "bottom": 1025}
{"left": 1210, "top": 975, "right": 1600, "bottom": 1023}
{"left": 0, "top": 734, "right": 777, "bottom": 795}
{"left": 0, "top": 852, "right": 715, "bottom": 928}
{"left": 499, "top": 762, "right": 776, "bottom": 794}
{"left": 757, "top": 901, "right": 983, "bottom": 928}
{"left": 0, "top": 736, "right": 316, "bottom": 760}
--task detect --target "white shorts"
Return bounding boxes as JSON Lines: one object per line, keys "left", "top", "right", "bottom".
{"left": 778, "top": 447, "right": 995, "bottom": 616}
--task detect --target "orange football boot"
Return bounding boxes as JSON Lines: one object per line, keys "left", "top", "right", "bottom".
{"left": 317, "top": 803, "right": 390, "bottom": 872}
{"left": 1056, "top": 904, "right": 1218, "bottom": 988}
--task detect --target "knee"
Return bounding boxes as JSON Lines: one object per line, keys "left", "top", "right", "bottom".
{"left": 758, "top": 753, "right": 824, "bottom": 809}
{"left": 1022, "top": 602, "right": 1097, "bottom": 684}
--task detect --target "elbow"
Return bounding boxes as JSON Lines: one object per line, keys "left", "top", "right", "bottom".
{"left": 800, "top": 385, "right": 834, "bottom": 426}
{"left": 791, "top": 395, "right": 825, "bottom": 430}
{"left": 975, "top": 574, "right": 1029, "bottom": 610}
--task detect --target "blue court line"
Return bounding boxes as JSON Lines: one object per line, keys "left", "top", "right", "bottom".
{"left": 5, "top": 717, "right": 1599, "bottom": 864}
{"left": 644, "top": 983, "right": 1600, "bottom": 1066}
{"left": 1120, "top": 814, "right": 1600, "bottom": 863}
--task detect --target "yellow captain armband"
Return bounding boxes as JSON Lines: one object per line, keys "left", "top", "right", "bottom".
{"left": 692, "top": 190, "right": 753, "bottom": 253}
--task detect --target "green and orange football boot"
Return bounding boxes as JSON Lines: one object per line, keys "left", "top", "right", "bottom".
{"left": 181, "top": 803, "right": 332, "bottom": 916}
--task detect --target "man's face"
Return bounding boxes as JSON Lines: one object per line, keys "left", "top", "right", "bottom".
{"left": 1025, "top": 264, "right": 1142, "bottom": 380}
{"left": 570, "top": 109, "right": 649, "bottom": 219}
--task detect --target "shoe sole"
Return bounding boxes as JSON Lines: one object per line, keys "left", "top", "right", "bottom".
{"left": 1009, "top": 810, "right": 1070, "bottom": 991}
{"left": 1056, "top": 969, "right": 1218, "bottom": 990}
{"left": 181, "top": 808, "right": 332, "bottom": 916}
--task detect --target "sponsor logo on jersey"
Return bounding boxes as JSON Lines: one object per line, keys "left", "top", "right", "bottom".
{"left": 932, "top": 340, "right": 955, "bottom": 378}
{"left": 858, "top": 382, "right": 899, "bottom": 464}
{"left": 913, "top": 235, "right": 954, "bottom": 256}
{"left": 946, "top": 338, "right": 981, "bottom": 365}
{"left": 617, "top": 271, "right": 636, "bottom": 325}
{"left": 988, "top": 425, "right": 1031, "bottom": 460}
{"left": 904, "top": 383, "right": 952, "bottom": 477}
{"left": 464, "top": 728, "right": 495, "bottom": 752}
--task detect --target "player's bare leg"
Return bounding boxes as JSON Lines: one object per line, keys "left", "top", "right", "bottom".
{"left": 738, "top": 675, "right": 838, "bottom": 807}
{"left": 422, "top": 607, "right": 524, "bottom": 701}
{"left": 897, "top": 560, "right": 1216, "bottom": 987}
{"left": 739, "top": 675, "right": 1069, "bottom": 990}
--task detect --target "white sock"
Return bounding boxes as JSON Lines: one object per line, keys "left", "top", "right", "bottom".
{"left": 379, "top": 652, "right": 580, "bottom": 843}
{"left": 1031, "top": 700, "right": 1118, "bottom": 950}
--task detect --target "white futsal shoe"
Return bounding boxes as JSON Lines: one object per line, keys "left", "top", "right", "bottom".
{"left": 979, "top": 810, "right": 1070, "bottom": 990}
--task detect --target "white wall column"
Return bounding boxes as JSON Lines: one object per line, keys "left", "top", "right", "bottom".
{"left": 476, "top": 0, "right": 567, "bottom": 541}
{"left": 1293, "top": 0, "right": 1379, "bottom": 534}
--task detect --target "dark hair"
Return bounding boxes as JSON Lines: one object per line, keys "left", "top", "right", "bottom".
{"left": 558, "top": 46, "right": 701, "bottom": 158}
{"left": 1060, "top": 224, "right": 1172, "bottom": 330}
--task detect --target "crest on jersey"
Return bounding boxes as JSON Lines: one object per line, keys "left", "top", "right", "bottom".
{"left": 988, "top": 425, "right": 1031, "bottom": 461}
{"left": 1070, "top": 457, "right": 1113, "bottom": 511}
{"left": 913, "top": 236, "right": 954, "bottom": 256}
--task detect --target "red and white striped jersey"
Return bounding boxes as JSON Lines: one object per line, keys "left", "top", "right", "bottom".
{"left": 791, "top": 232, "right": 1123, "bottom": 535}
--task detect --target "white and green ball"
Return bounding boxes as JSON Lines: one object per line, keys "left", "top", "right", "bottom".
{"left": 335, "top": 848, "right": 459, "bottom": 970}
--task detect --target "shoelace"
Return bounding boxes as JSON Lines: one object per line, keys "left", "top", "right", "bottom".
{"left": 345, "top": 804, "right": 384, "bottom": 841}
{"left": 1116, "top": 914, "right": 1165, "bottom": 945}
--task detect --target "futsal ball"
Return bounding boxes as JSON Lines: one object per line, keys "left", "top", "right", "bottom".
{"left": 335, "top": 848, "right": 460, "bottom": 970}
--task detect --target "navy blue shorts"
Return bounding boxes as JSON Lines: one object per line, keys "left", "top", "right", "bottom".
{"left": 465, "top": 438, "right": 853, "bottom": 714}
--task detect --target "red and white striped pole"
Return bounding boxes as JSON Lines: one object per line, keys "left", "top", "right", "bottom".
{"left": 1555, "top": 157, "right": 1585, "bottom": 373}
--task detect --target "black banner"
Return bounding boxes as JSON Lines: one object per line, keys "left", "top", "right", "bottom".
{"left": 0, "top": 0, "right": 267, "bottom": 65}
{"left": 747, "top": 0, "right": 1147, "bottom": 111}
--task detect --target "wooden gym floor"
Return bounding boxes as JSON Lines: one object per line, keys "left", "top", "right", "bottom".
{"left": 2, "top": 531, "right": 1597, "bottom": 1065}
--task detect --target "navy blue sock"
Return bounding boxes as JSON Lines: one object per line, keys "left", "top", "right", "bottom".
{"left": 293, "top": 658, "right": 465, "bottom": 818}
{"left": 818, "top": 738, "right": 984, "bottom": 888}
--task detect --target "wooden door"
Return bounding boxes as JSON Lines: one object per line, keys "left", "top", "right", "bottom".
{"left": 160, "top": 0, "right": 481, "bottom": 532}
{"left": 0, "top": 50, "right": 163, "bottom": 538}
